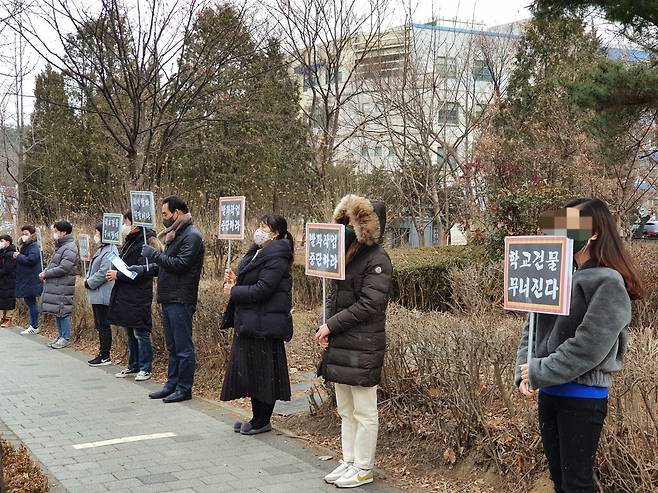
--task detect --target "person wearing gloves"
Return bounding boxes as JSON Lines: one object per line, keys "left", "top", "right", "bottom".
{"left": 136, "top": 196, "right": 204, "bottom": 403}
{"left": 107, "top": 211, "right": 162, "bottom": 382}
{"left": 15, "top": 225, "right": 43, "bottom": 335}
{"left": 515, "top": 198, "right": 644, "bottom": 493}
{"left": 85, "top": 224, "right": 118, "bottom": 367}
{"left": 0, "top": 235, "right": 18, "bottom": 327}
{"left": 315, "top": 195, "right": 392, "bottom": 489}
{"left": 220, "top": 213, "right": 294, "bottom": 435}
{"left": 41, "top": 221, "right": 78, "bottom": 349}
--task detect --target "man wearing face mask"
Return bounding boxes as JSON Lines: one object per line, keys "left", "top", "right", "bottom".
{"left": 136, "top": 196, "right": 205, "bottom": 403}
{"left": 0, "top": 235, "right": 18, "bottom": 328}
{"left": 85, "top": 224, "right": 119, "bottom": 367}
{"left": 40, "top": 221, "right": 78, "bottom": 349}
{"left": 15, "top": 225, "right": 43, "bottom": 335}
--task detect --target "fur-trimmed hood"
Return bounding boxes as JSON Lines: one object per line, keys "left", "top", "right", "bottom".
{"left": 333, "top": 194, "right": 387, "bottom": 246}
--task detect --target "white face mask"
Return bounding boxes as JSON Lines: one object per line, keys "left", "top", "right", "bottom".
{"left": 253, "top": 228, "right": 272, "bottom": 247}
{"left": 21, "top": 235, "right": 29, "bottom": 243}
{"left": 94, "top": 235, "right": 101, "bottom": 245}
{"left": 0, "top": 241, "right": 7, "bottom": 250}
{"left": 121, "top": 224, "right": 133, "bottom": 236}
{"left": 53, "top": 232, "right": 60, "bottom": 241}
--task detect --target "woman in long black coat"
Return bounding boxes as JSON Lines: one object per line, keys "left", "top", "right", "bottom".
{"left": 220, "top": 213, "right": 294, "bottom": 435}
{"left": 0, "top": 235, "right": 18, "bottom": 327}
{"left": 106, "top": 211, "right": 162, "bottom": 381}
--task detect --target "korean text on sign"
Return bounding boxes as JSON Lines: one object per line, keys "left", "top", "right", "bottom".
{"left": 218, "top": 196, "right": 245, "bottom": 240}
{"left": 305, "top": 223, "right": 345, "bottom": 281}
{"left": 130, "top": 191, "right": 156, "bottom": 228}
{"left": 503, "top": 236, "right": 573, "bottom": 316}
{"left": 102, "top": 213, "right": 123, "bottom": 245}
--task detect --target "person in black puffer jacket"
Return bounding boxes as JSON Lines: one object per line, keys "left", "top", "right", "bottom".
{"left": 0, "top": 235, "right": 17, "bottom": 327}
{"left": 220, "top": 213, "right": 294, "bottom": 435}
{"left": 106, "top": 211, "right": 163, "bottom": 380}
{"left": 137, "top": 196, "right": 205, "bottom": 404}
{"left": 316, "top": 195, "right": 392, "bottom": 489}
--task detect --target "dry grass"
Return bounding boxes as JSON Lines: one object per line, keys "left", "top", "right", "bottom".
{"left": 0, "top": 438, "right": 49, "bottom": 493}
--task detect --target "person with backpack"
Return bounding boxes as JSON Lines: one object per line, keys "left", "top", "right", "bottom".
{"left": 516, "top": 198, "right": 644, "bottom": 493}
{"left": 316, "top": 195, "right": 392, "bottom": 489}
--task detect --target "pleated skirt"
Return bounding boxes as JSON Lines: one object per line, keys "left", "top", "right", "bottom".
{"left": 220, "top": 334, "right": 291, "bottom": 403}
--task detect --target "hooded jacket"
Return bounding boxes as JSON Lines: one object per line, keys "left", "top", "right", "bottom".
{"left": 41, "top": 234, "right": 78, "bottom": 317}
{"left": 319, "top": 195, "right": 393, "bottom": 387}
{"left": 0, "top": 243, "right": 17, "bottom": 310}
{"left": 108, "top": 228, "right": 162, "bottom": 330}
{"left": 15, "top": 234, "right": 43, "bottom": 299}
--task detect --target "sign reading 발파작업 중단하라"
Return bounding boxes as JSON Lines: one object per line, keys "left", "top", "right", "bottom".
{"left": 218, "top": 196, "right": 246, "bottom": 240}
{"left": 102, "top": 214, "right": 123, "bottom": 245}
{"left": 130, "top": 191, "right": 156, "bottom": 228}
{"left": 504, "top": 236, "right": 574, "bottom": 316}
{"left": 78, "top": 234, "right": 90, "bottom": 261}
{"left": 305, "top": 223, "right": 346, "bottom": 281}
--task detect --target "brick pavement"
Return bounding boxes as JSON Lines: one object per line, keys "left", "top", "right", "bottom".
{"left": 0, "top": 328, "right": 400, "bottom": 493}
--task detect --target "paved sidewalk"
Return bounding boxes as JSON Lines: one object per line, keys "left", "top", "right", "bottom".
{"left": 0, "top": 328, "right": 399, "bottom": 493}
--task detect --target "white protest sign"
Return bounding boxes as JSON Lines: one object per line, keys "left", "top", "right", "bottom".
{"left": 130, "top": 191, "right": 156, "bottom": 228}
{"left": 219, "top": 196, "right": 246, "bottom": 240}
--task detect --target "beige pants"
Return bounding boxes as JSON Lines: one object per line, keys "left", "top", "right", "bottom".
{"left": 335, "top": 383, "right": 379, "bottom": 470}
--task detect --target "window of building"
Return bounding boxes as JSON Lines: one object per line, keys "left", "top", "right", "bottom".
{"left": 374, "top": 145, "right": 384, "bottom": 157}
{"left": 361, "top": 146, "right": 369, "bottom": 158}
{"left": 325, "top": 68, "right": 343, "bottom": 85}
{"left": 437, "top": 102, "right": 460, "bottom": 125}
{"left": 435, "top": 56, "right": 456, "bottom": 78}
{"left": 361, "top": 102, "right": 372, "bottom": 113}
{"left": 473, "top": 59, "right": 493, "bottom": 82}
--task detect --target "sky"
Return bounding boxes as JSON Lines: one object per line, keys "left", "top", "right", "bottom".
{"left": 0, "top": 0, "right": 532, "bottom": 122}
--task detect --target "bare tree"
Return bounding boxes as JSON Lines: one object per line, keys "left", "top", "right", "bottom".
{"left": 3, "top": 0, "right": 262, "bottom": 191}
{"left": 365, "top": 15, "right": 518, "bottom": 244}
{"left": 268, "top": 0, "right": 389, "bottom": 214}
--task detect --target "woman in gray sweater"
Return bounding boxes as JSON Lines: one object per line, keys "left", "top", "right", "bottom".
{"left": 515, "top": 198, "right": 644, "bottom": 493}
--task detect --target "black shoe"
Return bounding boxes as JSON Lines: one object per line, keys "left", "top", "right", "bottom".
{"left": 149, "top": 388, "right": 175, "bottom": 399}
{"left": 88, "top": 356, "right": 111, "bottom": 367}
{"left": 240, "top": 422, "right": 272, "bottom": 435}
{"left": 162, "top": 390, "right": 192, "bottom": 403}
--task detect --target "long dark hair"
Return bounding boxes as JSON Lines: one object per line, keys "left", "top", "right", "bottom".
{"left": 566, "top": 198, "right": 645, "bottom": 300}
{"left": 260, "top": 213, "right": 294, "bottom": 266}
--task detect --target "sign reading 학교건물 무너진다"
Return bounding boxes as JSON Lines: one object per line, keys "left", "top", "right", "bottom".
{"left": 130, "top": 191, "right": 156, "bottom": 228}
{"left": 305, "top": 223, "right": 346, "bottom": 281}
{"left": 102, "top": 214, "right": 123, "bottom": 245}
{"left": 504, "top": 236, "right": 574, "bottom": 316}
{"left": 78, "top": 234, "right": 90, "bottom": 261}
{"left": 218, "top": 196, "right": 246, "bottom": 240}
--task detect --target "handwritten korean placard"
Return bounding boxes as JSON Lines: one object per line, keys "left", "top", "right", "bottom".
{"left": 218, "top": 196, "right": 246, "bottom": 241}
{"left": 102, "top": 213, "right": 123, "bottom": 245}
{"left": 78, "top": 234, "right": 91, "bottom": 261}
{"left": 130, "top": 191, "right": 156, "bottom": 228}
{"left": 305, "top": 223, "right": 345, "bottom": 280}
{"left": 504, "top": 236, "right": 573, "bottom": 316}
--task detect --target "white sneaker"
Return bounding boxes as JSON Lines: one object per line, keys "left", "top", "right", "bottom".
{"left": 51, "top": 338, "right": 70, "bottom": 349}
{"left": 334, "top": 466, "right": 374, "bottom": 488}
{"left": 47, "top": 337, "right": 59, "bottom": 347}
{"left": 324, "top": 460, "right": 353, "bottom": 484}
{"left": 115, "top": 368, "right": 138, "bottom": 378}
{"left": 134, "top": 371, "right": 152, "bottom": 382}
{"left": 21, "top": 326, "right": 40, "bottom": 335}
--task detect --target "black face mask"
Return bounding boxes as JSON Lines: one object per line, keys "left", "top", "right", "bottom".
{"left": 163, "top": 217, "right": 175, "bottom": 228}
{"left": 345, "top": 225, "right": 357, "bottom": 248}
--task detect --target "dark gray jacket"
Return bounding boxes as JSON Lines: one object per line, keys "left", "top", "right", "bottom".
{"left": 42, "top": 235, "right": 78, "bottom": 317}
{"left": 514, "top": 261, "right": 632, "bottom": 389}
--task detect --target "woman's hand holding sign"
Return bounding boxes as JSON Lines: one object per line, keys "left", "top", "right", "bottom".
{"left": 519, "top": 363, "right": 534, "bottom": 397}
{"left": 315, "top": 324, "right": 331, "bottom": 350}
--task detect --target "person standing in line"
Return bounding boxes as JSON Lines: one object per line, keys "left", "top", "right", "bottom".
{"left": 107, "top": 211, "right": 162, "bottom": 382}
{"left": 0, "top": 235, "right": 18, "bottom": 327}
{"left": 220, "top": 213, "right": 294, "bottom": 435}
{"left": 40, "top": 221, "right": 78, "bottom": 349}
{"left": 15, "top": 225, "right": 43, "bottom": 335}
{"left": 516, "top": 198, "right": 644, "bottom": 493}
{"left": 136, "top": 196, "right": 204, "bottom": 403}
{"left": 85, "top": 224, "right": 118, "bottom": 367}
{"left": 315, "top": 195, "right": 393, "bottom": 489}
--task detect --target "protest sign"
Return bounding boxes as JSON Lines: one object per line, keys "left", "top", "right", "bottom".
{"left": 78, "top": 234, "right": 91, "bottom": 262}
{"left": 130, "top": 191, "right": 156, "bottom": 228}
{"left": 219, "top": 196, "right": 246, "bottom": 241}
{"left": 102, "top": 214, "right": 123, "bottom": 245}
{"left": 108, "top": 252, "right": 137, "bottom": 281}
{"left": 305, "top": 223, "right": 345, "bottom": 324}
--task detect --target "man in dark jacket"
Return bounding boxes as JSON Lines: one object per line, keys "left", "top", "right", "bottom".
{"left": 15, "top": 226, "right": 43, "bottom": 335}
{"left": 315, "top": 194, "right": 392, "bottom": 489}
{"left": 138, "top": 196, "right": 204, "bottom": 403}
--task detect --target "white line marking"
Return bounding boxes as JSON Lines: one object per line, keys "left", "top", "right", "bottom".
{"left": 72, "top": 432, "right": 176, "bottom": 449}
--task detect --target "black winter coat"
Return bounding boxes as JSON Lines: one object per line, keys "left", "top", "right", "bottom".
{"left": 15, "top": 236, "right": 42, "bottom": 299}
{"left": 0, "top": 244, "right": 17, "bottom": 310}
{"left": 107, "top": 229, "right": 159, "bottom": 330}
{"left": 225, "top": 240, "right": 293, "bottom": 341}
{"left": 320, "top": 244, "right": 392, "bottom": 387}
{"left": 152, "top": 222, "right": 205, "bottom": 306}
